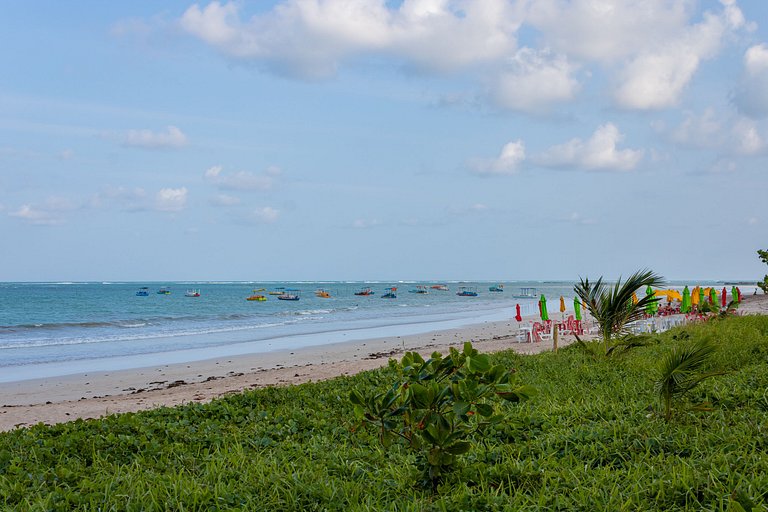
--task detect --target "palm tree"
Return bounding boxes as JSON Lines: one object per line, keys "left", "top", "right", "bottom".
{"left": 656, "top": 339, "right": 722, "bottom": 421}
{"left": 574, "top": 269, "right": 665, "bottom": 355}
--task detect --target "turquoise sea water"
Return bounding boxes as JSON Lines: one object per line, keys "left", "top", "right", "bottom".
{"left": 0, "top": 280, "right": 727, "bottom": 382}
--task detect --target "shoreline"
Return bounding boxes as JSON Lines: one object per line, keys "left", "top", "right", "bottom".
{"left": 0, "top": 312, "right": 572, "bottom": 431}
{"left": 2, "top": 293, "right": 766, "bottom": 432}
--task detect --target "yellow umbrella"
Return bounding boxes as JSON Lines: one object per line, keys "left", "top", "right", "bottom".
{"left": 632, "top": 292, "right": 638, "bottom": 304}
{"left": 691, "top": 286, "right": 700, "bottom": 306}
{"left": 559, "top": 296, "right": 566, "bottom": 313}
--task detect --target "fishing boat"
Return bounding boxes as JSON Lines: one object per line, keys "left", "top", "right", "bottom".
{"left": 277, "top": 289, "right": 300, "bottom": 301}
{"left": 246, "top": 290, "right": 267, "bottom": 301}
{"left": 156, "top": 287, "right": 171, "bottom": 295}
{"left": 512, "top": 287, "right": 538, "bottom": 299}
{"left": 268, "top": 287, "right": 285, "bottom": 295}
{"left": 489, "top": 284, "right": 504, "bottom": 292}
{"left": 381, "top": 287, "right": 397, "bottom": 299}
{"left": 135, "top": 287, "right": 149, "bottom": 296}
{"left": 354, "top": 287, "right": 374, "bottom": 296}
{"left": 409, "top": 285, "right": 429, "bottom": 294}
{"left": 430, "top": 284, "right": 449, "bottom": 291}
{"left": 184, "top": 289, "right": 201, "bottom": 297}
{"left": 456, "top": 286, "right": 478, "bottom": 297}
{"left": 315, "top": 289, "right": 331, "bottom": 298}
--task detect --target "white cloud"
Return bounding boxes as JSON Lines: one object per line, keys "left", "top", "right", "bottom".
{"left": 612, "top": 6, "right": 741, "bottom": 110}
{"left": 666, "top": 109, "right": 766, "bottom": 156}
{"left": 91, "top": 186, "right": 148, "bottom": 211}
{"left": 564, "top": 212, "right": 597, "bottom": 225}
{"left": 8, "top": 197, "right": 74, "bottom": 225}
{"left": 352, "top": 218, "right": 382, "bottom": 229}
{"left": 210, "top": 194, "right": 241, "bottom": 207}
{"left": 58, "top": 149, "right": 75, "bottom": 160}
{"left": 669, "top": 109, "right": 722, "bottom": 148}
{"left": 180, "top": 0, "right": 521, "bottom": 79}
{"left": 155, "top": 187, "right": 188, "bottom": 212}
{"left": 124, "top": 126, "right": 188, "bottom": 149}
{"left": 535, "top": 123, "right": 643, "bottom": 171}
{"left": 734, "top": 44, "right": 768, "bottom": 119}
{"left": 470, "top": 139, "right": 526, "bottom": 175}
{"left": 489, "top": 48, "right": 580, "bottom": 113}
{"left": 204, "top": 165, "right": 280, "bottom": 191}
{"left": 247, "top": 206, "right": 279, "bottom": 223}
{"left": 731, "top": 118, "right": 765, "bottom": 155}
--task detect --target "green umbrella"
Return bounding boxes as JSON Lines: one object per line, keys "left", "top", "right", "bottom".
{"left": 539, "top": 295, "right": 549, "bottom": 321}
{"left": 711, "top": 288, "right": 718, "bottom": 305}
{"left": 681, "top": 286, "right": 690, "bottom": 313}
{"left": 645, "top": 285, "right": 658, "bottom": 315}
{"left": 573, "top": 296, "right": 582, "bottom": 321}
{"left": 732, "top": 286, "right": 739, "bottom": 304}
{"left": 698, "top": 287, "right": 705, "bottom": 307}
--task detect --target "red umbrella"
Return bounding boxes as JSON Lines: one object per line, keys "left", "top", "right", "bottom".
{"left": 721, "top": 287, "right": 727, "bottom": 307}
{"left": 737, "top": 287, "right": 742, "bottom": 302}
{"left": 515, "top": 304, "right": 522, "bottom": 322}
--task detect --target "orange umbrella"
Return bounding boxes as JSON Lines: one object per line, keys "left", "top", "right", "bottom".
{"left": 559, "top": 296, "right": 566, "bottom": 313}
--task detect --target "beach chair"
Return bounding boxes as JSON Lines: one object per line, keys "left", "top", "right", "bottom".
{"left": 533, "top": 321, "right": 553, "bottom": 342}
{"left": 516, "top": 323, "right": 533, "bottom": 343}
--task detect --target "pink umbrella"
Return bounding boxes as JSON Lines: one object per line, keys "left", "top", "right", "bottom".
{"left": 721, "top": 287, "right": 727, "bottom": 307}
{"left": 515, "top": 304, "right": 522, "bottom": 322}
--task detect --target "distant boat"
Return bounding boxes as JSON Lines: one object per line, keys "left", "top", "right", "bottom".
{"left": 354, "top": 287, "right": 374, "bottom": 296}
{"left": 409, "top": 285, "right": 429, "bottom": 294}
{"left": 381, "top": 287, "right": 397, "bottom": 299}
{"left": 268, "top": 287, "right": 285, "bottom": 295}
{"left": 156, "top": 287, "right": 171, "bottom": 295}
{"left": 430, "top": 284, "right": 449, "bottom": 291}
{"left": 512, "top": 287, "right": 538, "bottom": 299}
{"left": 136, "top": 287, "right": 149, "bottom": 297}
{"left": 315, "top": 289, "right": 331, "bottom": 298}
{"left": 185, "top": 289, "right": 201, "bottom": 297}
{"left": 278, "top": 289, "right": 300, "bottom": 301}
{"left": 457, "top": 286, "right": 478, "bottom": 297}
{"left": 489, "top": 284, "right": 504, "bottom": 292}
{"left": 246, "top": 290, "right": 267, "bottom": 301}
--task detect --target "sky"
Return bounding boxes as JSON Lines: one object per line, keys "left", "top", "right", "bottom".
{"left": 1, "top": 0, "right": 767, "bottom": 282}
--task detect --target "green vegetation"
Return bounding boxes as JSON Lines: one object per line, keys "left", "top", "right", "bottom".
{"left": 574, "top": 269, "right": 665, "bottom": 355}
{"left": 758, "top": 249, "right": 768, "bottom": 293}
{"left": 2, "top": 316, "right": 768, "bottom": 510}
{"left": 351, "top": 342, "right": 535, "bottom": 488}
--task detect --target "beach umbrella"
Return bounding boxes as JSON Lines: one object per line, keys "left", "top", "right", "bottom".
{"left": 559, "top": 296, "right": 566, "bottom": 315}
{"left": 539, "top": 295, "right": 549, "bottom": 321}
{"left": 573, "top": 296, "right": 582, "bottom": 321}
{"left": 710, "top": 288, "right": 717, "bottom": 305}
{"left": 732, "top": 286, "right": 738, "bottom": 304}
{"left": 691, "top": 286, "right": 700, "bottom": 306}
{"left": 721, "top": 287, "right": 727, "bottom": 308}
{"left": 737, "top": 287, "right": 742, "bottom": 303}
{"left": 699, "top": 287, "right": 706, "bottom": 306}
{"left": 515, "top": 304, "right": 522, "bottom": 322}
{"left": 645, "top": 285, "right": 657, "bottom": 315}
{"left": 681, "top": 286, "right": 690, "bottom": 313}
{"left": 632, "top": 292, "right": 638, "bottom": 304}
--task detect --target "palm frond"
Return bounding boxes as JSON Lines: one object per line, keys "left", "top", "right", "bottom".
{"left": 655, "top": 338, "right": 724, "bottom": 420}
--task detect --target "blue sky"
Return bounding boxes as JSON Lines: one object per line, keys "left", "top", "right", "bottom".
{"left": 1, "top": 0, "right": 767, "bottom": 282}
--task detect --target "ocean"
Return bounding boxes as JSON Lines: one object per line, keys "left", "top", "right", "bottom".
{"left": 0, "top": 280, "right": 728, "bottom": 382}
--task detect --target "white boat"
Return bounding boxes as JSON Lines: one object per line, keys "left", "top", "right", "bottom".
{"left": 185, "top": 289, "right": 201, "bottom": 297}
{"left": 512, "top": 287, "right": 538, "bottom": 299}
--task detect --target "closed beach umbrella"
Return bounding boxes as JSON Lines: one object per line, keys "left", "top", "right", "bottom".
{"left": 573, "top": 296, "right": 582, "bottom": 321}
{"left": 710, "top": 288, "right": 717, "bottom": 305}
{"left": 737, "top": 287, "right": 742, "bottom": 302}
{"left": 539, "top": 295, "right": 549, "bottom": 321}
{"left": 681, "top": 286, "right": 690, "bottom": 313}
{"left": 559, "top": 296, "right": 566, "bottom": 313}
{"left": 645, "top": 285, "right": 657, "bottom": 315}
{"left": 721, "top": 287, "right": 727, "bottom": 307}
{"left": 691, "top": 286, "right": 700, "bottom": 306}
{"left": 515, "top": 304, "right": 522, "bottom": 322}
{"left": 699, "top": 287, "right": 706, "bottom": 306}
{"left": 732, "top": 286, "right": 738, "bottom": 304}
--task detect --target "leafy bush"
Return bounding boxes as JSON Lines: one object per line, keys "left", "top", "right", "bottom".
{"left": 350, "top": 342, "right": 535, "bottom": 488}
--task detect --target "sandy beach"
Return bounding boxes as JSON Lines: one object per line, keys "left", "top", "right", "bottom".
{"left": 2, "top": 293, "right": 766, "bottom": 432}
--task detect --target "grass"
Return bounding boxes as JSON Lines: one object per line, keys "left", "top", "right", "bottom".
{"left": 1, "top": 315, "right": 768, "bottom": 510}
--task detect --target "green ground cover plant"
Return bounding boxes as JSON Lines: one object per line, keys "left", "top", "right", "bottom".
{"left": 1, "top": 315, "right": 767, "bottom": 511}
